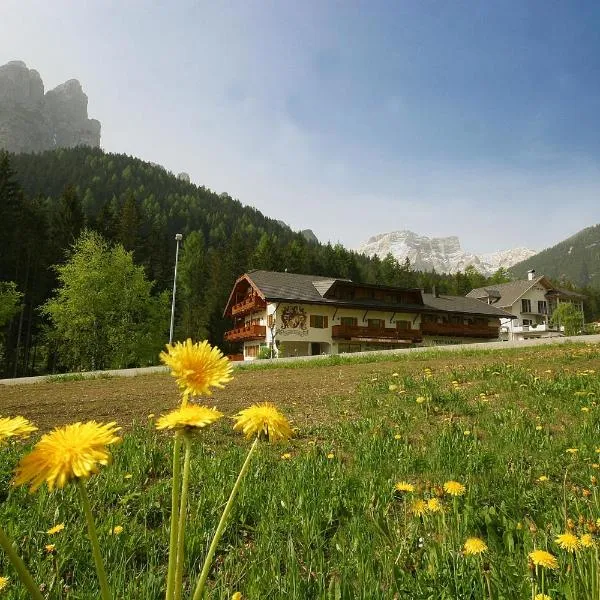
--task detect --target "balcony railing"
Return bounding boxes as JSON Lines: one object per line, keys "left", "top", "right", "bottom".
{"left": 231, "top": 295, "right": 266, "bottom": 317}
{"left": 224, "top": 324, "right": 266, "bottom": 342}
{"left": 331, "top": 324, "right": 422, "bottom": 343}
{"left": 421, "top": 322, "right": 499, "bottom": 338}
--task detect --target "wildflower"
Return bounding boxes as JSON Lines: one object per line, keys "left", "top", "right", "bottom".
{"left": 394, "top": 481, "right": 415, "bottom": 493}
{"left": 581, "top": 407, "right": 590, "bottom": 413}
{"left": 463, "top": 537, "right": 487, "bottom": 555}
{"left": 47, "top": 523, "right": 65, "bottom": 535}
{"left": 124, "top": 473, "right": 133, "bottom": 479}
{"left": 528, "top": 549, "right": 559, "bottom": 569}
{"left": 326, "top": 453, "right": 335, "bottom": 459}
{"left": 45, "top": 544, "right": 56, "bottom": 554}
{"left": 389, "top": 384, "right": 398, "bottom": 391}
{"left": 147, "top": 413, "right": 155, "bottom": 419}
{"left": 394, "top": 434, "right": 401, "bottom": 440}
{"left": 555, "top": 532, "right": 580, "bottom": 553}
{"left": 463, "top": 430, "right": 470, "bottom": 436}
{"left": 156, "top": 404, "right": 223, "bottom": 432}
{"left": 111, "top": 526, "right": 123, "bottom": 535}
{"left": 538, "top": 475, "right": 549, "bottom": 482}
{"left": 280, "top": 453, "right": 292, "bottom": 460}
{"left": 0, "top": 576, "right": 9, "bottom": 590}
{"left": 566, "top": 448, "right": 579, "bottom": 454}
{"left": 443, "top": 480, "right": 466, "bottom": 496}
{"left": 427, "top": 497, "right": 443, "bottom": 513}
{"left": 579, "top": 534, "right": 594, "bottom": 548}
{"left": 160, "top": 339, "right": 233, "bottom": 402}
{"left": 233, "top": 403, "right": 293, "bottom": 441}
{"left": 411, "top": 499, "right": 428, "bottom": 517}
{"left": 416, "top": 396, "right": 426, "bottom": 404}
{"left": 535, "top": 425, "right": 543, "bottom": 431}
{"left": 14, "top": 421, "right": 121, "bottom": 492}
{"left": 231, "top": 593, "right": 242, "bottom": 600}
{"left": 0, "top": 416, "right": 37, "bottom": 444}
{"left": 535, "top": 594, "right": 552, "bottom": 600}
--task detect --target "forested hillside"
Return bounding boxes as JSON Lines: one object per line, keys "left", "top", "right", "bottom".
{"left": 0, "top": 147, "right": 596, "bottom": 377}
{"left": 510, "top": 224, "right": 600, "bottom": 289}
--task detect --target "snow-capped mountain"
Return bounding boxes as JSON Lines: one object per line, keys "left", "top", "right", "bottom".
{"left": 357, "top": 231, "right": 536, "bottom": 275}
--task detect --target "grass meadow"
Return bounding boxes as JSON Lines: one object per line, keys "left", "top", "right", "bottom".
{"left": 1, "top": 342, "right": 600, "bottom": 599}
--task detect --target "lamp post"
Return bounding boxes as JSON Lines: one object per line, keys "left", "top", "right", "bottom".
{"left": 169, "top": 233, "right": 183, "bottom": 344}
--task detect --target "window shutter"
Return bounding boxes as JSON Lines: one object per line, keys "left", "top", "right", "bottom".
{"left": 310, "top": 315, "right": 315, "bottom": 327}
{"left": 324, "top": 316, "right": 328, "bottom": 328}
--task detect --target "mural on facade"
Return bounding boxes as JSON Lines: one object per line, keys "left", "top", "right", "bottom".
{"left": 279, "top": 305, "right": 308, "bottom": 337}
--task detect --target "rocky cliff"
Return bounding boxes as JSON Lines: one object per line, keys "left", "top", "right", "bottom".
{"left": 0, "top": 61, "right": 100, "bottom": 153}
{"left": 358, "top": 230, "right": 536, "bottom": 275}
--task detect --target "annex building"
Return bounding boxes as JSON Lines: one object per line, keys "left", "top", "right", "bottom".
{"left": 223, "top": 270, "right": 514, "bottom": 360}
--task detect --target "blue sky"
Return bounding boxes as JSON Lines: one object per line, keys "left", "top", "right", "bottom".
{"left": 2, "top": 1, "right": 600, "bottom": 254}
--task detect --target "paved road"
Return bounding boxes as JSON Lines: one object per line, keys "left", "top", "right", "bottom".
{"left": 1, "top": 334, "right": 599, "bottom": 386}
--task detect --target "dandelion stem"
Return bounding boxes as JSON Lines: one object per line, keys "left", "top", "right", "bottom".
{"left": 0, "top": 526, "right": 44, "bottom": 600}
{"left": 191, "top": 436, "right": 259, "bottom": 600}
{"left": 166, "top": 432, "right": 183, "bottom": 600}
{"left": 77, "top": 479, "right": 112, "bottom": 600}
{"left": 173, "top": 435, "right": 193, "bottom": 600}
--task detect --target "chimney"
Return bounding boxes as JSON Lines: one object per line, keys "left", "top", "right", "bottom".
{"left": 527, "top": 269, "right": 536, "bottom": 281}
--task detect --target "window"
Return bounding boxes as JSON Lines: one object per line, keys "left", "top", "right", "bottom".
{"left": 396, "top": 320, "right": 411, "bottom": 330}
{"left": 267, "top": 314, "right": 274, "bottom": 328}
{"left": 521, "top": 299, "right": 532, "bottom": 313}
{"left": 522, "top": 319, "right": 532, "bottom": 326}
{"left": 245, "top": 345, "right": 260, "bottom": 358}
{"left": 340, "top": 316, "right": 358, "bottom": 327}
{"left": 309, "top": 315, "right": 328, "bottom": 328}
{"left": 538, "top": 301, "right": 547, "bottom": 314}
{"left": 338, "top": 343, "right": 361, "bottom": 353}
{"left": 367, "top": 318, "right": 385, "bottom": 329}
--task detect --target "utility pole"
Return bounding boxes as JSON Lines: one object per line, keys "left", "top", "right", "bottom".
{"left": 169, "top": 233, "right": 183, "bottom": 344}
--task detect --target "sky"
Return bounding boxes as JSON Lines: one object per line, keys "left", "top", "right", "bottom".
{"left": 2, "top": 0, "right": 600, "bottom": 255}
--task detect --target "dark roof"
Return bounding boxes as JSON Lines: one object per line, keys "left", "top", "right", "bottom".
{"left": 422, "top": 293, "right": 515, "bottom": 318}
{"left": 247, "top": 270, "right": 344, "bottom": 303}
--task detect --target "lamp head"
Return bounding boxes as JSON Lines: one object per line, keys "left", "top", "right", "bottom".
{"left": 175, "top": 233, "right": 183, "bottom": 241}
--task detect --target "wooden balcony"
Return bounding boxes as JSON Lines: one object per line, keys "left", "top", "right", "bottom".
{"left": 421, "top": 322, "right": 499, "bottom": 338}
{"left": 231, "top": 295, "right": 266, "bottom": 317}
{"left": 224, "top": 324, "right": 266, "bottom": 342}
{"left": 332, "top": 324, "right": 422, "bottom": 343}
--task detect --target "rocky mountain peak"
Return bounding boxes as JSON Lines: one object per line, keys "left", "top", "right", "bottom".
{"left": 0, "top": 60, "right": 101, "bottom": 153}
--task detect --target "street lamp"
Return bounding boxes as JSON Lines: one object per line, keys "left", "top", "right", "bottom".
{"left": 169, "top": 233, "right": 183, "bottom": 344}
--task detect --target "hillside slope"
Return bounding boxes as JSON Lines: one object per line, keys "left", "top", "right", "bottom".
{"left": 510, "top": 224, "right": 600, "bottom": 288}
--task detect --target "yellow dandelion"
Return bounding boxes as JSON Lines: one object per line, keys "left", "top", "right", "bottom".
{"left": 231, "top": 593, "right": 242, "bottom": 600}
{"left": 155, "top": 404, "right": 223, "bottom": 432}
{"left": 326, "top": 453, "right": 335, "bottom": 459}
{"left": 0, "top": 415, "right": 37, "bottom": 444}
{"left": 416, "top": 396, "right": 426, "bottom": 404}
{"left": 463, "top": 430, "right": 471, "bottom": 436}
{"left": 579, "top": 533, "right": 594, "bottom": 548}
{"left": 111, "top": 525, "right": 123, "bottom": 535}
{"left": 427, "top": 497, "right": 443, "bottom": 513}
{"left": 535, "top": 425, "right": 543, "bottom": 431}
{"left": 281, "top": 453, "right": 292, "bottom": 460}
{"left": 538, "top": 475, "right": 549, "bottom": 482}
{"left": 14, "top": 421, "right": 121, "bottom": 492}
{"left": 124, "top": 473, "right": 133, "bottom": 479}
{"left": 0, "top": 576, "right": 9, "bottom": 590}
{"left": 46, "top": 523, "right": 65, "bottom": 535}
{"left": 555, "top": 532, "right": 580, "bottom": 553}
{"left": 443, "top": 480, "right": 466, "bottom": 496}
{"left": 389, "top": 384, "right": 398, "bottom": 391}
{"left": 566, "top": 448, "right": 579, "bottom": 454}
{"left": 463, "top": 537, "right": 488, "bottom": 555}
{"left": 528, "top": 549, "right": 559, "bottom": 569}
{"left": 233, "top": 403, "right": 293, "bottom": 441}
{"left": 411, "top": 499, "right": 428, "bottom": 517}
{"left": 394, "top": 481, "right": 415, "bottom": 493}
{"left": 581, "top": 407, "right": 590, "bottom": 413}
{"left": 45, "top": 544, "right": 56, "bottom": 553}
{"left": 535, "top": 594, "right": 552, "bottom": 600}
{"left": 394, "top": 434, "right": 401, "bottom": 440}
{"left": 160, "top": 339, "right": 233, "bottom": 402}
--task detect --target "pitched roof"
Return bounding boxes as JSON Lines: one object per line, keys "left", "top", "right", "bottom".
{"left": 466, "top": 276, "right": 549, "bottom": 307}
{"left": 247, "top": 270, "right": 344, "bottom": 303}
{"left": 422, "top": 293, "right": 515, "bottom": 318}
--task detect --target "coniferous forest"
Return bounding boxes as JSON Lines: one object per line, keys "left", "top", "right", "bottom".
{"left": 1, "top": 147, "right": 598, "bottom": 378}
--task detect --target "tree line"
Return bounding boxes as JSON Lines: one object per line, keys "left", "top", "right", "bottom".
{"left": 1, "top": 147, "right": 598, "bottom": 377}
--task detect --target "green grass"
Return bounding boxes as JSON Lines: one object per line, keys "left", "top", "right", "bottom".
{"left": 1, "top": 344, "right": 600, "bottom": 599}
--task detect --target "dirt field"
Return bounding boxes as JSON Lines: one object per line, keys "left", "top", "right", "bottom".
{"left": 2, "top": 346, "right": 599, "bottom": 432}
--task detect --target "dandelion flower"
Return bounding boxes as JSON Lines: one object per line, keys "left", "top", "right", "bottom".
{"left": 535, "top": 425, "right": 543, "bottom": 431}
{"left": 233, "top": 403, "right": 292, "bottom": 441}
{"left": 463, "top": 430, "right": 470, "bottom": 436}
{"left": 156, "top": 404, "right": 223, "bottom": 432}
{"left": 463, "top": 537, "right": 488, "bottom": 555}
{"left": 231, "top": 593, "right": 242, "bottom": 600}
{"left": 45, "top": 544, "right": 56, "bottom": 553}
{"left": 389, "top": 384, "right": 398, "bottom": 391}
{"left": 111, "top": 526, "right": 123, "bottom": 535}
{"left": 427, "top": 497, "right": 443, "bottom": 513}
{"left": 0, "top": 576, "right": 9, "bottom": 590}
{"left": 443, "top": 480, "right": 466, "bottom": 496}
{"left": 326, "top": 453, "right": 335, "bottom": 459}
{"left": 281, "top": 453, "right": 292, "bottom": 460}
{"left": 394, "top": 434, "right": 401, "bottom": 440}
{"left": 579, "top": 533, "right": 594, "bottom": 548}
{"left": 528, "top": 550, "right": 559, "bottom": 569}
{"left": 394, "top": 481, "right": 415, "bottom": 493}
{"left": 0, "top": 416, "right": 37, "bottom": 444}
{"left": 47, "top": 523, "right": 65, "bottom": 535}
{"left": 535, "top": 594, "right": 552, "bottom": 600}
{"left": 537, "top": 475, "right": 549, "bottom": 482}
{"left": 124, "top": 473, "right": 133, "bottom": 479}
{"left": 416, "top": 396, "right": 426, "bottom": 404}
{"left": 411, "top": 499, "right": 428, "bottom": 517}
{"left": 14, "top": 421, "right": 121, "bottom": 492}
{"left": 566, "top": 448, "right": 579, "bottom": 454}
{"left": 555, "top": 532, "right": 580, "bottom": 553}
{"left": 160, "top": 339, "right": 233, "bottom": 402}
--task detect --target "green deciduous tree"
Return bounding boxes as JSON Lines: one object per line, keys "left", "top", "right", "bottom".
{"left": 550, "top": 302, "right": 584, "bottom": 336}
{"left": 42, "top": 230, "right": 169, "bottom": 371}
